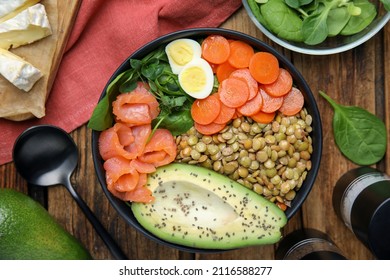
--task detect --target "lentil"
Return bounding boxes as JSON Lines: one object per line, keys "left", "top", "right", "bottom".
{"left": 175, "top": 109, "right": 314, "bottom": 209}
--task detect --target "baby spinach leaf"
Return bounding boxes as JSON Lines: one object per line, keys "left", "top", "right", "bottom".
{"left": 285, "top": 0, "right": 313, "bottom": 9}
{"left": 260, "top": 0, "right": 304, "bottom": 42}
{"left": 152, "top": 108, "right": 194, "bottom": 136}
{"left": 248, "top": 0, "right": 268, "bottom": 26}
{"left": 327, "top": 7, "right": 351, "bottom": 36}
{"left": 320, "top": 91, "right": 387, "bottom": 166}
{"left": 302, "top": 10, "right": 330, "bottom": 45}
{"left": 381, "top": 0, "right": 390, "bottom": 12}
{"left": 340, "top": 0, "right": 377, "bottom": 35}
{"left": 88, "top": 71, "right": 129, "bottom": 131}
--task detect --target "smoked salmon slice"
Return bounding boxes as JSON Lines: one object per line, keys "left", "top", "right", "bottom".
{"left": 103, "top": 156, "right": 139, "bottom": 192}
{"left": 98, "top": 82, "right": 178, "bottom": 203}
{"left": 112, "top": 82, "right": 160, "bottom": 125}
{"left": 120, "top": 173, "right": 155, "bottom": 203}
{"left": 98, "top": 122, "right": 135, "bottom": 161}
{"left": 130, "top": 158, "right": 156, "bottom": 174}
{"left": 124, "top": 124, "right": 151, "bottom": 158}
{"left": 138, "top": 129, "right": 177, "bottom": 168}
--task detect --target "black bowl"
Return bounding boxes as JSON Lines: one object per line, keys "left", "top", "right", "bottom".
{"left": 91, "top": 27, "right": 323, "bottom": 253}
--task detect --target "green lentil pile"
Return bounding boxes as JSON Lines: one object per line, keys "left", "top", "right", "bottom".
{"left": 175, "top": 108, "right": 314, "bottom": 210}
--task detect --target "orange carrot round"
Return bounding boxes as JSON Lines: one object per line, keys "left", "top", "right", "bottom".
{"left": 259, "top": 87, "right": 284, "bottom": 113}
{"left": 237, "top": 91, "right": 263, "bottom": 116}
{"left": 228, "top": 40, "right": 255, "bottom": 69}
{"left": 249, "top": 52, "right": 279, "bottom": 84}
{"left": 201, "top": 35, "right": 230, "bottom": 64}
{"left": 213, "top": 100, "right": 236, "bottom": 124}
{"left": 219, "top": 77, "right": 250, "bottom": 108}
{"left": 229, "top": 68, "right": 259, "bottom": 100}
{"left": 194, "top": 121, "right": 226, "bottom": 135}
{"left": 250, "top": 110, "right": 276, "bottom": 124}
{"left": 216, "top": 61, "right": 237, "bottom": 83}
{"left": 262, "top": 68, "right": 293, "bottom": 97}
{"left": 191, "top": 94, "right": 221, "bottom": 125}
{"left": 279, "top": 87, "right": 305, "bottom": 116}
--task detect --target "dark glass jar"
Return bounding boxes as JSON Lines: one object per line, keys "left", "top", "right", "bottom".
{"left": 275, "top": 228, "right": 346, "bottom": 260}
{"left": 333, "top": 167, "right": 390, "bottom": 259}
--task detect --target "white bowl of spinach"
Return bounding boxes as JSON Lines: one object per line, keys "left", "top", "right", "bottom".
{"left": 243, "top": 0, "right": 390, "bottom": 55}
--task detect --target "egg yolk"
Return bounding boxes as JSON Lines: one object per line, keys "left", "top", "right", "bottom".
{"left": 167, "top": 42, "right": 194, "bottom": 67}
{"left": 180, "top": 66, "right": 207, "bottom": 93}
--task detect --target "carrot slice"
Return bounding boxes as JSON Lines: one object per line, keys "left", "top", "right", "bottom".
{"left": 213, "top": 101, "right": 236, "bottom": 124}
{"left": 229, "top": 68, "right": 259, "bottom": 100}
{"left": 232, "top": 110, "right": 243, "bottom": 119}
{"left": 227, "top": 40, "right": 255, "bottom": 69}
{"left": 250, "top": 110, "right": 276, "bottom": 124}
{"left": 279, "top": 87, "right": 305, "bottom": 116}
{"left": 209, "top": 62, "right": 218, "bottom": 73}
{"left": 237, "top": 91, "right": 263, "bottom": 116}
{"left": 201, "top": 35, "right": 230, "bottom": 64}
{"left": 194, "top": 121, "right": 226, "bottom": 135}
{"left": 216, "top": 61, "right": 237, "bottom": 83}
{"left": 259, "top": 87, "right": 284, "bottom": 113}
{"left": 249, "top": 52, "right": 279, "bottom": 84}
{"left": 219, "top": 77, "right": 249, "bottom": 108}
{"left": 190, "top": 94, "right": 221, "bottom": 125}
{"left": 262, "top": 68, "right": 293, "bottom": 97}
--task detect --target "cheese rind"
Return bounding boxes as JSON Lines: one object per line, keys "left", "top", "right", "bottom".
{"left": 0, "top": 48, "right": 42, "bottom": 92}
{"left": 0, "top": 0, "right": 40, "bottom": 23}
{"left": 0, "top": 3, "right": 52, "bottom": 49}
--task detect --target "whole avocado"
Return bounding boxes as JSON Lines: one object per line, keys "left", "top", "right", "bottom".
{"left": 0, "top": 188, "right": 92, "bottom": 260}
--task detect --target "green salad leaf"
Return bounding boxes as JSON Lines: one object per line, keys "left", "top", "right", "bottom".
{"left": 381, "top": 0, "right": 390, "bottom": 11}
{"left": 88, "top": 46, "right": 194, "bottom": 135}
{"left": 247, "top": 0, "right": 379, "bottom": 45}
{"left": 320, "top": 91, "right": 387, "bottom": 166}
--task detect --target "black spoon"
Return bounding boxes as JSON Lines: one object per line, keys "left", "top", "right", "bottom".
{"left": 12, "top": 125, "right": 127, "bottom": 260}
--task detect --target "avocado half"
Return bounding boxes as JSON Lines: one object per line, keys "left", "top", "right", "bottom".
{"left": 131, "top": 163, "right": 287, "bottom": 250}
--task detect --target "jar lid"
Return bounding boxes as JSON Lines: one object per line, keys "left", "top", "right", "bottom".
{"left": 368, "top": 198, "right": 390, "bottom": 259}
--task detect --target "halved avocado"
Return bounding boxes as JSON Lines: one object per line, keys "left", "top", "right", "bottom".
{"left": 131, "top": 163, "right": 287, "bottom": 250}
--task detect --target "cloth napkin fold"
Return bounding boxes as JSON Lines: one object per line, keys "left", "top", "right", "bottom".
{"left": 0, "top": 0, "right": 242, "bottom": 165}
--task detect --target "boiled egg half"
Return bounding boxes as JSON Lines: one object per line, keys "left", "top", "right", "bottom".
{"left": 178, "top": 57, "right": 214, "bottom": 99}
{"left": 165, "top": 38, "right": 202, "bottom": 74}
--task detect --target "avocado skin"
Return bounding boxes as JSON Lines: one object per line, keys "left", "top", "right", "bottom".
{"left": 0, "top": 188, "right": 92, "bottom": 260}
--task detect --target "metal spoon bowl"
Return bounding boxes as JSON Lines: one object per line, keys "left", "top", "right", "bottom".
{"left": 12, "top": 125, "right": 127, "bottom": 260}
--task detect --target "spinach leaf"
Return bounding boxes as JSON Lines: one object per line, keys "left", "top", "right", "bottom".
{"left": 381, "top": 0, "right": 390, "bottom": 12}
{"left": 327, "top": 7, "right": 351, "bottom": 36}
{"left": 340, "top": 0, "right": 377, "bottom": 35}
{"left": 302, "top": 9, "right": 330, "bottom": 45}
{"left": 248, "top": 0, "right": 268, "bottom": 26}
{"left": 320, "top": 91, "right": 387, "bottom": 166}
{"left": 152, "top": 108, "right": 194, "bottom": 136}
{"left": 88, "top": 71, "right": 130, "bottom": 131}
{"left": 260, "top": 0, "right": 304, "bottom": 42}
{"left": 285, "top": 0, "right": 313, "bottom": 9}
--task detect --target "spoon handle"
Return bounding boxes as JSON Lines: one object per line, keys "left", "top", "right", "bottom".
{"left": 64, "top": 179, "right": 127, "bottom": 260}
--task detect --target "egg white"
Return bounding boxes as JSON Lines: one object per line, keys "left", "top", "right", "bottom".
{"left": 165, "top": 39, "right": 202, "bottom": 75}
{"left": 178, "top": 58, "right": 214, "bottom": 99}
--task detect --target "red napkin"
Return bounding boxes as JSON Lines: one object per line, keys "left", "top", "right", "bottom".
{"left": 0, "top": 0, "right": 242, "bottom": 165}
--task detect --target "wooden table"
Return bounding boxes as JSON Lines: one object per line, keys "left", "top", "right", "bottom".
{"left": 1, "top": 6, "right": 389, "bottom": 260}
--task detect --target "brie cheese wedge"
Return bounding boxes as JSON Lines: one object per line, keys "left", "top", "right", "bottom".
{"left": 0, "top": 48, "right": 42, "bottom": 92}
{"left": 0, "top": 0, "right": 40, "bottom": 23}
{"left": 0, "top": 3, "right": 52, "bottom": 49}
